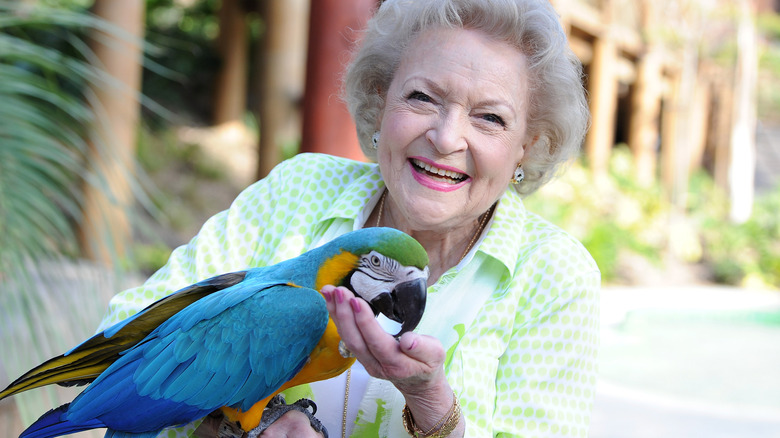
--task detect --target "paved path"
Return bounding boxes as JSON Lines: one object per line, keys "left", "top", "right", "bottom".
{"left": 590, "top": 286, "right": 780, "bottom": 437}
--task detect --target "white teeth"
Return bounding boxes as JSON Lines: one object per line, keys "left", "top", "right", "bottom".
{"left": 412, "top": 159, "right": 465, "bottom": 180}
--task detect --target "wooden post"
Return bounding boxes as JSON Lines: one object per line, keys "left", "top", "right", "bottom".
{"left": 688, "top": 68, "right": 712, "bottom": 172}
{"left": 214, "top": 0, "right": 248, "bottom": 126}
{"left": 660, "top": 66, "right": 681, "bottom": 198}
{"left": 628, "top": 48, "right": 663, "bottom": 186}
{"left": 79, "top": 0, "right": 145, "bottom": 264}
{"left": 628, "top": 0, "right": 661, "bottom": 186}
{"left": 551, "top": 0, "right": 572, "bottom": 36}
{"left": 255, "top": 0, "right": 309, "bottom": 178}
{"left": 712, "top": 78, "right": 734, "bottom": 192}
{"left": 585, "top": 0, "right": 617, "bottom": 180}
{"left": 299, "top": 0, "right": 375, "bottom": 161}
{"left": 670, "top": 43, "right": 699, "bottom": 209}
{"left": 585, "top": 34, "right": 619, "bottom": 179}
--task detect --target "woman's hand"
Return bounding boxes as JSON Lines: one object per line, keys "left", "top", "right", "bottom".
{"left": 322, "top": 285, "right": 445, "bottom": 389}
{"left": 193, "top": 411, "right": 323, "bottom": 438}
{"left": 323, "top": 285, "right": 464, "bottom": 436}
{"left": 258, "top": 411, "right": 325, "bottom": 438}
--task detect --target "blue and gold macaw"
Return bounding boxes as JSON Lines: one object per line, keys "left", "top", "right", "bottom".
{"left": 0, "top": 227, "right": 429, "bottom": 438}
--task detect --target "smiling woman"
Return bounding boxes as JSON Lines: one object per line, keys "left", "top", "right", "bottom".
{"left": 91, "top": 1, "right": 599, "bottom": 438}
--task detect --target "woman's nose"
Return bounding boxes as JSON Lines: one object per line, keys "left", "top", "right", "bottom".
{"left": 425, "top": 110, "right": 468, "bottom": 154}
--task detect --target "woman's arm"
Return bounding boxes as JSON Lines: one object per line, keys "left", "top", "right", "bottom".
{"left": 491, "top": 269, "right": 601, "bottom": 437}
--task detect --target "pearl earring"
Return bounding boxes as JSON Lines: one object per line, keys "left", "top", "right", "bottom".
{"left": 511, "top": 164, "right": 524, "bottom": 184}
{"left": 371, "top": 131, "right": 380, "bottom": 149}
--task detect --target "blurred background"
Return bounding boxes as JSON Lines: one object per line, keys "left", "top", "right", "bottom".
{"left": 1, "top": 0, "right": 779, "bottom": 436}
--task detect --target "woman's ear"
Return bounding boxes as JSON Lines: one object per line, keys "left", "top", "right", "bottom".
{"left": 518, "top": 134, "right": 539, "bottom": 163}
{"left": 374, "top": 85, "right": 385, "bottom": 130}
{"left": 524, "top": 134, "right": 540, "bottom": 152}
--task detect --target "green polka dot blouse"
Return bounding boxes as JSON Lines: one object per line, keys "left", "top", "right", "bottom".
{"left": 97, "top": 153, "right": 601, "bottom": 438}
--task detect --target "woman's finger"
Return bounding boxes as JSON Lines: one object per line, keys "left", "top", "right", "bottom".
{"left": 397, "top": 332, "right": 445, "bottom": 368}
{"left": 323, "top": 286, "right": 375, "bottom": 360}
{"left": 350, "top": 295, "right": 404, "bottom": 359}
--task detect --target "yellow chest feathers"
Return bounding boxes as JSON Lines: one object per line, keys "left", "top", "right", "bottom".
{"left": 290, "top": 317, "right": 355, "bottom": 385}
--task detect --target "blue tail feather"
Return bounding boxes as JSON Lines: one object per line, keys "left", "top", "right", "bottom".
{"left": 103, "top": 430, "right": 160, "bottom": 438}
{"left": 20, "top": 403, "right": 106, "bottom": 438}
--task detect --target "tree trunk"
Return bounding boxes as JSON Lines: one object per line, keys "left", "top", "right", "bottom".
{"left": 214, "top": 0, "right": 248, "bottom": 126}
{"left": 585, "top": 35, "right": 618, "bottom": 180}
{"left": 299, "top": 0, "right": 376, "bottom": 162}
{"left": 78, "top": 0, "right": 145, "bottom": 264}
{"left": 669, "top": 42, "right": 698, "bottom": 209}
{"left": 255, "top": 0, "right": 310, "bottom": 178}
{"left": 628, "top": 48, "right": 662, "bottom": 186}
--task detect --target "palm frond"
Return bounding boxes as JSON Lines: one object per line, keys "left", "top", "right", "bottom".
{"left": 0, "top": 2, "right": 153, "bottom": 429}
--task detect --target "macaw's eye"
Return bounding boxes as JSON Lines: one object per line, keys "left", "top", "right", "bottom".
{"left": 371, "top": 255, "right": 381, "bottom": 266}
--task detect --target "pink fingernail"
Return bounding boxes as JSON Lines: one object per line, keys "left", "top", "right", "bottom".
{"left": 350, "top": 298, "right": 361, "bottom": 313}
{"left": 322, "top": 290, "right": 332, "bottom": 302}
{"left": 336, "top": 288, "right": 344, "bottom": 303}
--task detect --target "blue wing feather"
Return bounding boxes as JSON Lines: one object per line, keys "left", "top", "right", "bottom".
{"left": 100, "top": 272, "right": 249, "bottom": 339}
{"left": 56, "top": 279, "right": 328, "bottom": 433}
{"left": 156, "top": 283, "right": 328, "bottom": 409}
{"left": 135, "top": 339, "right": 178, "bottom": 395}
{"left": 19, "top": 404, "right": 105, "bottom": 438}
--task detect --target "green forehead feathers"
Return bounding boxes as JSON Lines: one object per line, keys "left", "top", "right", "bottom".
{"left": 334, "top": 227, "right": 429, "bottom": 270}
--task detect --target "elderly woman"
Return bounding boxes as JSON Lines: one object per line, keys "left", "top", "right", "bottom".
{"left": 99, "top": 0, "right": 599, "bottom": 437}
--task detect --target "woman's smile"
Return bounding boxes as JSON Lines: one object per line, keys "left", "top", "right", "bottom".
{"left": 409, "top": 157, "right": 469, "bottom": 192}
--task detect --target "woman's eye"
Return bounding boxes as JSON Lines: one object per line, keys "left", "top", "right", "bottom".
{"left": 481, "top": 113, "right": 506, "bottom": 126}
{"left": 407, "top": 90, "right": 432, "bottom": 103}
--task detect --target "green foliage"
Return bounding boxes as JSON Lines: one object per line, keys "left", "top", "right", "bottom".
{"left": 757, "top": 12, "right": 780, "bottom": 121}
{"left": 142, "top": 0, "right": 222, "bottom": 126}
{"left": 526, "top": 148, "right": 780, "bottom": 289}
{"left": 136, "top": 125, "right": 226, "bottom": 181}
{"left": 757, "top": 12, "right": 780, "bottom": 40}
{"left": 525, "top": 148, "right": 666, "bottom": 282}
{"left": 130, "top": 122, "right": 245, "bottom": 275}
{"left": 0, "top": 2, "right": 119, "bottom": 275}
{"left": 131, "top": 241, "right": 175, "bottom": 276}
{"left": 693, "top": 179, "right": 780, "bottom": 288}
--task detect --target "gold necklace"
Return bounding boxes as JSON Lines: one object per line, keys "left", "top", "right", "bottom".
{"left": 376, "top": 188, "right": 494, "bottom": 262}
{"left": 341, "top": 368, "right": 351, "bottom": 438}
{"left": 375, "top": 189, "right": 388, "bottom": 228}
{"left": 459, "top": 202, "right": 495, "bottom": 263}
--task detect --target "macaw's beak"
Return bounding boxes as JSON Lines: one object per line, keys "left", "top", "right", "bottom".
{"left": 368, "top": 277, "right": 427, "bottom": 338}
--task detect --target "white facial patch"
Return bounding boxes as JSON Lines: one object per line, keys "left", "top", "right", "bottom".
{"left": 349, "top": 251, "right": 428, "bottom": 302}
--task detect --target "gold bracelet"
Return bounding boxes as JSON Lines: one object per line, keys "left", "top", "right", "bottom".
{"left": 401, "top": 393, "right": 461, "bottom": 438}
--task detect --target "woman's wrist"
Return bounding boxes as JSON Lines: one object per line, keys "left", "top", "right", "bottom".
{"left": 398, "top": 375, "right": 465, "bottom": 437}
{"left": 402, "top": 392, "right": 461, "bottom": 438}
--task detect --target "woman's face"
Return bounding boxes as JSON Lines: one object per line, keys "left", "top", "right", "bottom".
{"left": 377, "top": 27, "right": 531, "bottom": 231}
